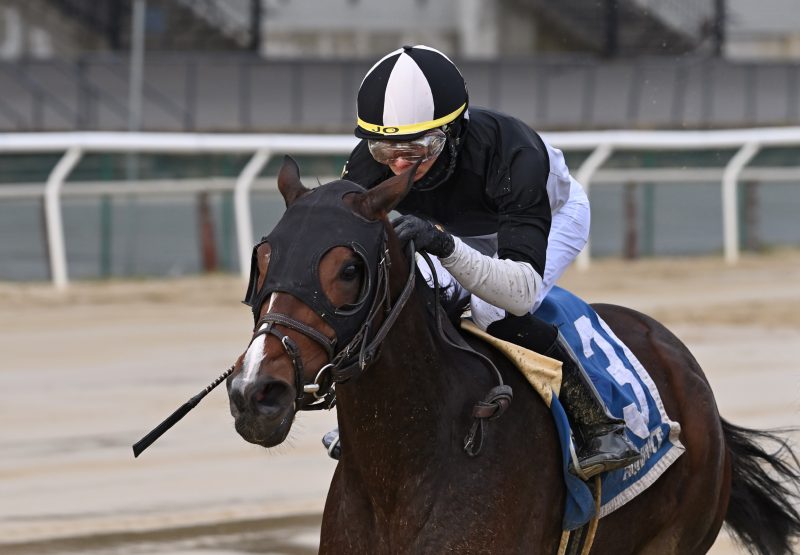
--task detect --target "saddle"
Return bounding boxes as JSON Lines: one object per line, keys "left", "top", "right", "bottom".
{"left": 452, "top": 287, "right": 685, "bottom": 531}
{"left": 460, "top": 319, "right": 562, "bottom": 406}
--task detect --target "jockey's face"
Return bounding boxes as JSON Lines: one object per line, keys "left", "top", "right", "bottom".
{"left": 387, "top": 154, "right": 439, "bottom": 181}
{"left": 368, "top": 129, "right": 446, "bottom": 182}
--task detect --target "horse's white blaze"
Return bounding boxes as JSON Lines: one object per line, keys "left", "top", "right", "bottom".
{"left": 241, "top": 293, "right": 276, "bottom": 385}
{"left": 243, "top": 327, "right": 267, "bottom": 384}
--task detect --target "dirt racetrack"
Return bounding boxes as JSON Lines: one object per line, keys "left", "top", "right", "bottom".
{"left": 1, "top": 249, "right": 799, "bottom": 554}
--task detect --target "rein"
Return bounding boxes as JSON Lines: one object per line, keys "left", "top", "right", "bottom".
{"left": 417, "top": 251, "right": 513, "bottom": 457}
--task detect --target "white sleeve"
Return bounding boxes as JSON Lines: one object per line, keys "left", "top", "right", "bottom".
{"left": 438, "top": 237, "right": 542, "bottom": 316}
{"left": 543, "top": 139, "right": 573, "bottom": 214}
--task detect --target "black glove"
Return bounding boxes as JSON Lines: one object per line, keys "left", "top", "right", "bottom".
{"left": 392, "top": 215, "right": 455, "bottom": 258}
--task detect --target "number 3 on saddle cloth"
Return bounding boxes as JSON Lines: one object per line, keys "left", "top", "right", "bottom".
{"left": 526, "top": 286, "right": 684, "bottom": 530}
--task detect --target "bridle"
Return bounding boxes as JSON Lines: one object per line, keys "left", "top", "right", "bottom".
{"left": 131, "top": 189, "right": 416, "bottom": 459}
{"left": 250, "top": 233, "right": 513, "bottom": 458}
{"left": 249, "top": 237, "right": 418, "bottom": 412}
{"left": 132, "top": 185, "right": 511, "bottom": 459}
{"left": 133, "top": 232, "right": 511, "bottom": 459}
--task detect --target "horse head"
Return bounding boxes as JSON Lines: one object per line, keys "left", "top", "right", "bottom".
{"left": 226, "top": 156, "right": 417, "bottom": 448}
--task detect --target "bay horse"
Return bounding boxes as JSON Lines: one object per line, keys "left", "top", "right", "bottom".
{"left": 226, "top": 156, "right": 800, "bottom": 554}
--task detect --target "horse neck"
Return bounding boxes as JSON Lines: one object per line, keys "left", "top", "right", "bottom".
{"left": 336, "top": 283, "right": 451, "bottom": 436}
{"left": 334, "top": 280, "right": 484, "bottom": 501}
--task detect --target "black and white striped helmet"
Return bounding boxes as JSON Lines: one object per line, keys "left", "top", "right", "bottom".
{"left": 355, "top": 45, "right": 469, "bottom": 141}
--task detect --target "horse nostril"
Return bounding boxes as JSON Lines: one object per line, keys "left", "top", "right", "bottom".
{"left": 253, "top": 380, "right": 292, "bottom": 419}
{"left": 229, "top": 384, "right": 247, "bottom": 414}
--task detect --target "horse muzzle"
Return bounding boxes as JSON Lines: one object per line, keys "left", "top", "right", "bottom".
{"left": 228, "top": 372, "right": 296, "bottom": 447}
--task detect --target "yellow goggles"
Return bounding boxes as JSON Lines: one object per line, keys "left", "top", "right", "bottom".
{"left": 367, "top": 130, "right": 447, "bottom": 165}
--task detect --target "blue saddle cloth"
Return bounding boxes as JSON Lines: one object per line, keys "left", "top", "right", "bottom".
{"left": 533, "top": 286, "right": 685, "bottom": 530}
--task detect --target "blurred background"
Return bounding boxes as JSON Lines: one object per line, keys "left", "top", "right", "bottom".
{"left": 1, "top": 0, "right": 800, "bottom": 281}
{"left": 1, "top": 1, "right": 799, "bottom": 554}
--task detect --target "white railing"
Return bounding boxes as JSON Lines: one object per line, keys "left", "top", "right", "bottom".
{"left": 1, "top": 128, "right": 800, "bottom": 289}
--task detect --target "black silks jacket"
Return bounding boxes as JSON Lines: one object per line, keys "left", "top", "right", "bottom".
{"left": 342, "top": 107, "right": 552, "bottom": 277}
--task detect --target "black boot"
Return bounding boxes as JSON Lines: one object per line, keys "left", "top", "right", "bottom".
{"left": 487, "top": 314, "right": 641, "bottom": 480}
{"left": 544, "top": 331, "right": 641, "bottom": 480}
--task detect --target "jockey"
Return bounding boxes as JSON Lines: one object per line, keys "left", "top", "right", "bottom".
{"left": 328, "top": 45, "right": 640, "bottom": 479}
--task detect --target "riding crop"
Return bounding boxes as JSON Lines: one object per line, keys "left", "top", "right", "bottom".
{"left": 132, "top": 365, "right": 234, "bottom": 458}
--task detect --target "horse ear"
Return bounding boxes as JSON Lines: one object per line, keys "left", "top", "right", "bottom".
{"left": 356, "top": 161, "right": 421, "bottom": 220}
{"left": 277, "top": 155, "right": 309, "bottom": 207}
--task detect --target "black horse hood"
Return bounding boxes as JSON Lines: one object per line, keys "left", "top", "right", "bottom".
{"left": 244, "top": 180, "right": 386, "bottom": 345}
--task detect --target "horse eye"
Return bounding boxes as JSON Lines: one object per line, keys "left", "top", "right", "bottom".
{"left": 339, "top": 261, "right": 362, "bottom": 282}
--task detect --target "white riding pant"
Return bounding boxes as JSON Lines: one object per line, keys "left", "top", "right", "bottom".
{"left": 418, "top": 177, "right": 590, "bottom": 331}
